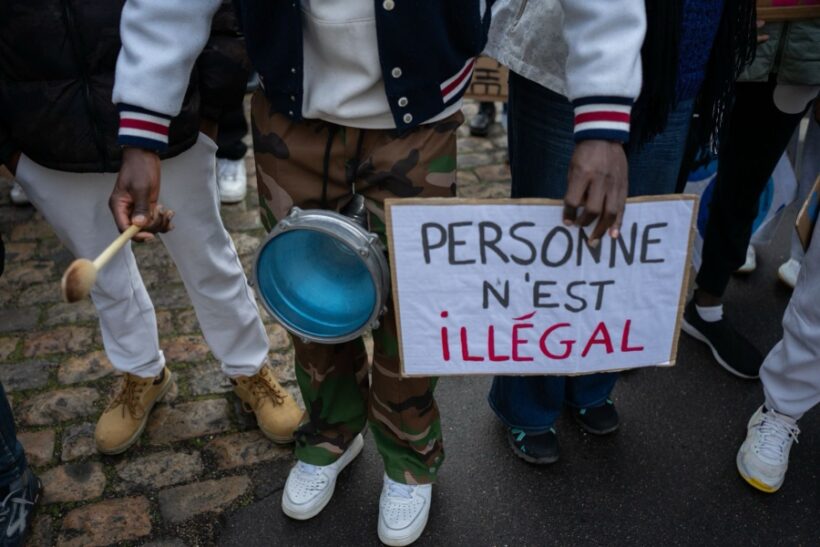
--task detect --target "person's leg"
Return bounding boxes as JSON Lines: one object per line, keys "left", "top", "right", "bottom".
{"left": 13, "top": 157, "right": 163, "bottom": 378}
{"left": 158, "top": 135, "right": 269, "bottom": 377}
{"left": 561, "top": 100, "right": 696, "bottom": 434}
{"left": 626, "top": 98, "right": 695, "bottom": 196}
{"left": 507, "top": 72, "right": 574, "bottom": 200}
{"left": 490, "top": 71, "right": 602, "bottom": 457}
{"left": 564, "top": 372, "right": 620, "bottom": 434}
{"left": 487, "top": 375, "right": 564, "bottom": 463}
{"left": 355, "top": 113, "right": 465, "bottom": 484}
{"left": 783, "top": 112, "right": 819, "bottom": 282}
{"left": 13, "top": 156, "right": 173, "bottom": 455}
{"left": 291, "top": 337, "right": 370, "bottom": 465}
{"left": 369, "top": 301, "right": 442, "bottom": 484}
{"left": 488, "top": 376, "right": 565, "bottom": 434}
{"left": 158, "top": 133, "right": 300, "bottom": 443}
{"left": 356, "top": 112, "right": 461, "bottom": 545}
{"left": 0, "top": 383, "right": 25, "bottom": 490}
{"left": 216, "top": 103, "right": 250, "bottom": 161}
{"left": 0, "top": 382, "right": 41, "bottom": 545}
{"left": 469, "top": 101, "right": 497, "bottom": 137}
{"left": 737, "top": 217, "right": 820, "bottom": 493}
{"left": 760, "top": 218, "right": 820, "bottom": 420}
{"left": 686, "top": 80, "right": 811, "bottom": 378}
{"left": 251, "top": 93, "right": 370, "bottom": 520}
{"left": 696, "top": 80, "right": 809, "bottom": 299}
{"left": 215, "top": 101, "right": 250, "bottom": 204}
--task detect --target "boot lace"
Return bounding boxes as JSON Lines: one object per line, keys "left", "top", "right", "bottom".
{"left": 241, "top": 369, "right": 285, "bottom": 413}
{"left": 753, "top": 410, "right": 800, "bottom": 464}
{"left": 108, "top": 375, "right": 148, "bottom": 419}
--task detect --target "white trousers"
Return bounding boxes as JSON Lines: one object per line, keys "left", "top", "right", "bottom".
{"left": 761, "top": 215, "right": 820, "bottom": 419}
{"left": 15, "top": 134, "right": 269, "bottom": 378}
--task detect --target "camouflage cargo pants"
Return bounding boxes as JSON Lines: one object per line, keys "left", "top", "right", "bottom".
{"left": 251, "top": 91, "right": 462, "bottom": 485}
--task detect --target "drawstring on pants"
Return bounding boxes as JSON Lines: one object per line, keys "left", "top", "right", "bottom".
{"left": 320, "top": 125, "right": 337, "bottom": 209}
{"left": 320, "top": 125, "right": 367, "bottom": 210}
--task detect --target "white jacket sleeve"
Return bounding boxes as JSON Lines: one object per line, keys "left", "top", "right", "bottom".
{"left": 559, "top": 0, "right": 646, "bottom": 142}
{"left": 113, "top": 0, "right": 222, "bottom": 151}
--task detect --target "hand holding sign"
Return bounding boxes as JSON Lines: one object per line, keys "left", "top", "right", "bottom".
{"left": 564, "top": 140, "right": 628, "bottom": 243}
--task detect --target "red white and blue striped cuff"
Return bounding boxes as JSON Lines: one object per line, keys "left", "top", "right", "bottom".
{"left": 572, "top": 97, "right": 633, "bottom": 143}
{"left": 440, "top": 57, "right": 476, "bottom": 104}
{"left": 117, "top": 104, "right": 171, "bottom": 152}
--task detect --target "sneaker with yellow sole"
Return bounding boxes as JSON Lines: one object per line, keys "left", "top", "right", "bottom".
{"left": 232, "top": 365, "right": 302, "bottom": 443}
{"left": 95, "top": 367, "right": 173, "bottom": 455}
{"left": 736, "top": 405, "right": 800, "bottom": 493}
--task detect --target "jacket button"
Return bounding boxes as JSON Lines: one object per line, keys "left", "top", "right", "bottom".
{"left": 291, "top": 67, "right": 297, "bottom": 74}
{"left": 290, "top": 95, "right": 296, "bottom": 102}
{"left": 403, "top": 113, "right": 413, "bottom": 124}
{"left": 383, "top": 0, "right": 395, "bottom": 10}
{"left": 398, "top": 97, "right": 408, "bottom": 107}
{"left": 391, "top": 67, "right": 402, "bottom": 78}
{"left": 288, "top": 110, "right": 294, "bottom": 116}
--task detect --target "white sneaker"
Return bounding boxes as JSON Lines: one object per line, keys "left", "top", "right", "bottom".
{"left": 378, "top": 475, "right": 432, "bottom": 546}
{"left": 736, "top": 405, "right": 800, "bottom": 493}
{"left": 735, "top": 244, "right": 756, "bottom": 273}
{"left": 216, "top": 158, "right": 247, "bottom": 204}
{"left": 10, "top": 181, "right": 29, "bottom": 205}
{"left": 777, "top": 258, "right": 801, "bottom": 289}
{"left": 281, "top": 433, "right": 364, "bottom": 520}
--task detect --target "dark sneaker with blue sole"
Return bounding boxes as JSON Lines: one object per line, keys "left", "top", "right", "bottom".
{"left": 506, "top": 427, "right": 559, "bottom": 464}
{"left": 681, "top": 299, "right": 762, "bottom": 379}
{"left": 1, "top": 468, "right": 42, "bottom": 547}
{"left": 572, "top": 399, "right": 620, "bottom": 435}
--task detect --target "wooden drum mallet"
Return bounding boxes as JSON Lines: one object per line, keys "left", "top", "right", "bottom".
{"left": 61, "top": 225, "right": 141, "bottom": 303}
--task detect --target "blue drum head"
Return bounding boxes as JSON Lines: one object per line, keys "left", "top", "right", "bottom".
{"left": 256, "top": 229, "right": 377, "bottom": 340}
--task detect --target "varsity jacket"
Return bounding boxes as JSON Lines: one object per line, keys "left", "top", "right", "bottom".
{"left": 486, "top": 0, "right": 646, "bottom": 142}
{"left": 113, "top": 0, "right": 643, "bottom": 151}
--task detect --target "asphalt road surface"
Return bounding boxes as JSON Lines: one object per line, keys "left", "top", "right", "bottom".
{"left": 220, "top": 214, "right": 819, "bottom": 546}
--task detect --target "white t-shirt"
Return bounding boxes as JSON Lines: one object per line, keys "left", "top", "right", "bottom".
{"left": 300, "top": 0, "right": 460, "bottom": 128}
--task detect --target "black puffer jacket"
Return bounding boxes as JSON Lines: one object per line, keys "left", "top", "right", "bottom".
{"left": 0, "top": 0, "right": 250, "bottom": 173}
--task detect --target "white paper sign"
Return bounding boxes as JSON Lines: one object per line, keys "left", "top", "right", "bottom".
{"left": 385, "top": 197, "right": 697, "bottom": 377}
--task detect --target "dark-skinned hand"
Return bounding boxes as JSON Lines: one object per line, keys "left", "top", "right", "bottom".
{"left": 109, "top": 147, "right": 174, "bottom": 242}
{"left": 563, "top": 139, "right": 628, "bottom": 245}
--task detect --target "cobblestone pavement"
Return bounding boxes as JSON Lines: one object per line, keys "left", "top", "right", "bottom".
{"left": 0, "top": 102, "right": 508, "bottom": 546}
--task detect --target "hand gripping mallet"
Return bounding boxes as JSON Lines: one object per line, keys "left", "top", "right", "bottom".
{"left": 61, "top": 225, "right": 141, "bottom": 303}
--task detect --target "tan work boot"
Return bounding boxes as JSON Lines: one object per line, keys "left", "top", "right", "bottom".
{"left": 95, "top": 367, "right": 173, "bottom": 455}
{"left": 232, "top": 365, "right": 302, "bottom": 444}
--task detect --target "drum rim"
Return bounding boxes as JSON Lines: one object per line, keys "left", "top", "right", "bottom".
{"left": 252, "top": 207, "right": 390, "bottom": 344}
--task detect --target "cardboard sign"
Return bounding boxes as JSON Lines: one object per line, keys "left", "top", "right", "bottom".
{"left": 796, "top": 175, "right": 820, "bottom": 252}
{"left": 757, "top": 0, "right": 820, "bottom": 21}
{"left": 385, "top": 196, "right": 697, "bottom": 377}
{"left": 464, "top": 57, "right": 509, "bottom": 103}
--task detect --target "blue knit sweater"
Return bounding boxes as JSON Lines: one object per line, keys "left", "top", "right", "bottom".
{"left": 677, "top": 0, "right": 725, "bottom": 100}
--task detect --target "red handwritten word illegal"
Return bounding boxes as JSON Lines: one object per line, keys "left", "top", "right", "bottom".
{"left": 438, "top": 311, "right": 644, "bottom": 362}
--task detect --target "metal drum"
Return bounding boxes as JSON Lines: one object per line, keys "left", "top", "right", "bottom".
{"left": 253, "top": 199, "right": 390, "bottom": 344}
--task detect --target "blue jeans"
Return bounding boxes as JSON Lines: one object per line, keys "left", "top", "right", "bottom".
{"left": 488, "top": 72, "right": 694, "bottom": 433}
{"left": 0, "top": 382, "right": 26, "bottom": 487}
